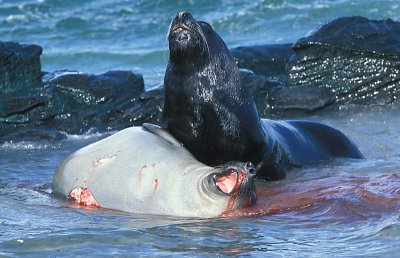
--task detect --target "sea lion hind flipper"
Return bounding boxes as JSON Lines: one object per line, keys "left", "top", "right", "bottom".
{"left": 289, "top": 121, "right": 364, "bottom": 159}
{"left": 142, "top": 123, "right": 182, "bottom": 147}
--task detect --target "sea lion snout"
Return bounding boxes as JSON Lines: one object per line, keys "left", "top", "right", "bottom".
{"left": 169, "top": 11, "right": 195, "bottom": 36}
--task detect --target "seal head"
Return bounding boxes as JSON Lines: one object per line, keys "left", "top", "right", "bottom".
{"left": 203, "top": 161, "right": 257, "bottom": 209}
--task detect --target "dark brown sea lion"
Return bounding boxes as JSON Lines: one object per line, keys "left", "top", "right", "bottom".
{"left": 163, "top": 12, "right": 363, "bottom": 180}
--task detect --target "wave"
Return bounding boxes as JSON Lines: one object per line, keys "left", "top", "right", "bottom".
{"left": 0, "top": 130, "right": 112, "bottom": 151}
{"left": 2, "top": 0, "right": 400, "bottom": 88}
{"left": 0, "top": 141, "right": 61, "bottom": 151}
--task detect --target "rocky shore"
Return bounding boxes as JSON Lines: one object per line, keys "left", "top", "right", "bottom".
{"left": 1, "top": 16, "right": 399, "bottom": 142}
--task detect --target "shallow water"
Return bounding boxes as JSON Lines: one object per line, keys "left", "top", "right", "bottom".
{"left": 1, "top": 110, "right": 399, "bottom": 257}
{"left": 1, "top": 0, "right": 400, "bottom": 257}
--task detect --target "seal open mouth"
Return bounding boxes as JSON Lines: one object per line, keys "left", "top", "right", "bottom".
{"left": 214, "top": 169, "right": 244, "bottom": 195}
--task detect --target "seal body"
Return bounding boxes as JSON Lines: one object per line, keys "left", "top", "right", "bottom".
{"left": 163, "top": 12, "right": 363, "bottom": 180}
{"left": 52, "top": 124, "right": 256, "bottom": 218}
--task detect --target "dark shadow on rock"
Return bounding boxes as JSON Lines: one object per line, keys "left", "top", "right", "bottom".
{"left": 239, "top": 69, "right": 336, "bottom": 117}
{"left": 286, "top": 16, "right": 400, "bottom": 105}
{"left": 1, "top": 67, "right": 145, "bottom": 141}
{"left": 231, "top": 16, "right": 400, "bottom": 116}
{"left": 231, "top": 43, "right": 294, "bottom": 81}
{"left": 266, "top": 86, "right": 336, "bottom": 117}
{"left": 104, "top": 84, "right": 164, "bottom": 130}
{"left": 0, "top": 42, "right": 42, "bottom": 94}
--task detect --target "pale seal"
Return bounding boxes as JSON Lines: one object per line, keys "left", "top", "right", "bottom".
{"left": 52, "top": 124, "right": 256, "bottom": 218}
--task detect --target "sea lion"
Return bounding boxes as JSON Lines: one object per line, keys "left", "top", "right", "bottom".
{"left": 163, "top": 12, "right": 363, "bottom": 180}
{"left": 52, "top": 124, "right": 256, "bottom": 218}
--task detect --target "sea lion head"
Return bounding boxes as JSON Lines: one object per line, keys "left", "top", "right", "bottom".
{"left": 167, "top": 11, "right": 227, "bottom": 67}
{"left": 202, "top": 161, "right": 257, "bottom": 211}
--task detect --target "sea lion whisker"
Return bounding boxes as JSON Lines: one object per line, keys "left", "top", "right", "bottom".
{"left": 164, "top": 19, "right": 174, "bottom": 63}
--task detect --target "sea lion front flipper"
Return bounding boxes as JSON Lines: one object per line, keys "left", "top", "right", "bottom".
{"left": 142, "top": 123, "right": 182, "bottom": 147}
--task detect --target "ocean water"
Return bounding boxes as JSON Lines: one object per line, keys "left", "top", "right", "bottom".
{"left": 1, "top": 0, "right": 400, "bottom": 86}
{"left": 1, "top": 0, "right": 400, "bottom": 257}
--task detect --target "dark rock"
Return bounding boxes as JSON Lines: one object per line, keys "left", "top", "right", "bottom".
{"left": 286, "top": 16, "right": 400, "bottom": 104}
{"left": 0, "top": 42, "right": 42, "bottom": 94}
{"left": 294, "top": 16, "right": 400, "bottom": 57}
{"left": 0, "top": 69, "right": 146, "bottom": 138}
{"left": 238, "top": 69, "right": 336, "bottom": 117}
{"left": 240, "top": 69, "right": 269, "bottom": 94}
{"left": 0, "top": 93, "right": 48, "bottom": 118}
{"left": 118, "top": 84, "right": 165, "bottom": 126}
{"left": 267, "top": 86, "right": 336, "bottom": 116}
{"left": 43, "top": 70, "right": 144, "bottom": 107}
{"left": 41, "top": 70, "right": 145, "bottom": 134}
{"left": 231, "top": 44, "right": 294, "bottom": 80}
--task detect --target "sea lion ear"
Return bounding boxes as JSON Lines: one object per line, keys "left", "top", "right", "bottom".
{"left": 142, "top": 123, "right": 182, "bottom": 147}
{"left": 198, "top": 21, "right": 213, "bottom": 33}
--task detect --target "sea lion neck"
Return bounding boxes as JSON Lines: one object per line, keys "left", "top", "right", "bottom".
{"left": 166, "top": 58, "right": 208, "bottom": 76}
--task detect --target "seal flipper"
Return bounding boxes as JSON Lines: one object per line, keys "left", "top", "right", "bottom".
{"left": 142, "top": 123, "right": 183, "bottom": 147}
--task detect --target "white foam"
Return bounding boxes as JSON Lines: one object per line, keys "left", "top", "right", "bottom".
{"left": 0, "top": 141, "right": 61, "bottom": 151}
{"left": 65, "top": 129, "right": 114, "bottom": 141}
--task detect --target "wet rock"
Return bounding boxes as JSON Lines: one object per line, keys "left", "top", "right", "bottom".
{"left": 116, "top": 84, "right": 165, "bottom": 127}
{"left": 231, "top": 44, "right": 294, "bottom": 80}
{"left": 0, "top": 42, "right": 42, "bottom": 94}
{"left": 41, "top": 70, "right": 145, "bottom": 134}
{"left": 266, "top": 86, "right": 336, "bottom": 116}
{"left": 239, "top": 69, "right": 336, "bottom": 117}
{"left": 90, "top": 84, "right": 165, "bottom": 133}
{"left": 286, "top": 16, "right": 400, "bottom": 105}
{"left": 0, "top": 69, "right": 145, "bottom": 139}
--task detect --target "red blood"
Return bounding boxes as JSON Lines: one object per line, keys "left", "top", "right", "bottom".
{"left": 221, "top": 174, "right": 400, "bottom": 218}
{"left": 68, "top": 187, "right": 100, "bottom": 207}
{"left": 153, "top": 178, "right": 159, "bottom": 194}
